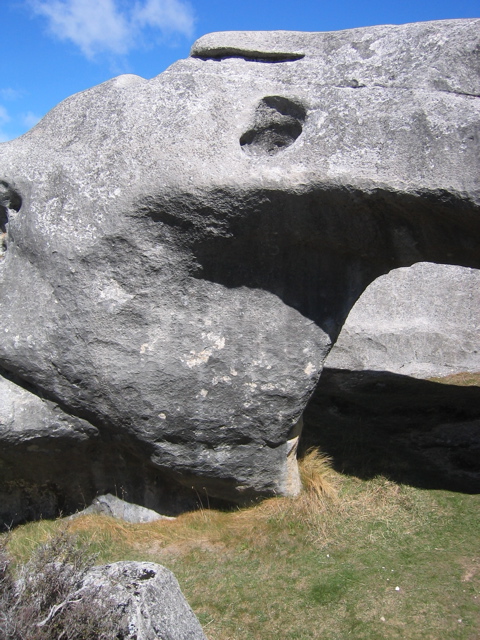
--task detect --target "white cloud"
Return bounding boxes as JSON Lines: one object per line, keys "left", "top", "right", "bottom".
{"left": 134, "top": 0, "right": 195, "bottom": 35}
{"left": 30, "top": 0, "right": 195, "bottom": 58}
{"left": 0, "top": 106, "right": 11, "bottom": 125}
{"left": 0, "top": 88, "right": 22, "bottom": 101}
{"left": 31, "top": 0, "right": 130, "bottom": 57}
{"left": 0, "top": 106, "right": 11, "bottom": 143}
{"left": 22, "top": 111, "right": 42, "bottom": 128}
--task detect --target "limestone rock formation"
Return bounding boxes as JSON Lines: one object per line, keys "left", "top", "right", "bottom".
{"left": 0, "top": 19, "right": 479, "bottom": 523}
{"left": 326, "top": 263, "right": 480, "bottom": 378}
{"left": 82, "top": 561, "right": 207, "bottom": 640}
{"left": 71, "top": 493, "right": 175, "bottom": 523}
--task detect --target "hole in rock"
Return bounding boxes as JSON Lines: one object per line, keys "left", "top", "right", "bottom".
{"left": 0, "top": 181, "right": 22, "bottom": 259}
{"left": 0, "top": 180, "right": 22, "bottom": 214}
{"left": 240, "top": 96, "right": 306, "bottom": 156}
{"left": 301, "top": 368, "right": 480, "bottom": 493}
{"left": 0, "top": 204, "right": 7, "bottom": 234}
{"left": 0, "top": 223, "right": 6, "bottom": 260}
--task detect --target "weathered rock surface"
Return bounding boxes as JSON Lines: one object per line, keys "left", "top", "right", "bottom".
{"left": 326, "top": 263, "right": 480, "bottom": 378}
{"left": 82, "top": 561, "right": 207, "bottom": 640}
{"left": 0, "top": 19, "right": 479, "bottom": 522}
{"left": 72, "top": 493, "right": 175, "bottom": 523}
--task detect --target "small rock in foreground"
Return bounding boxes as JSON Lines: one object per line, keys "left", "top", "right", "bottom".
{"left": 82, "top": 561, "right": 207, "bottom": 640}
{"left": 71, "top": 493, "right": 175, "bottom": 524}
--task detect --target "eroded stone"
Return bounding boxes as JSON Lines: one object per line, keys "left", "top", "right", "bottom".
{"left": 0, "top": 19, "right": 478, "bottom": 523}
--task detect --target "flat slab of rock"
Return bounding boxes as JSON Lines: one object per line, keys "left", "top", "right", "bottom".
{"left": 72, "top": 493, "right": 175, "bottom": 523}
{"left": 0, "top": 19, "right": 479, "bottom": 523}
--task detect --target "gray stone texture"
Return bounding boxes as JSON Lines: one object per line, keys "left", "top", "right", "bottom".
{"left": 82, "top": 561, "right": 207, "bottom": 640}
{"left": 0, "top": 19, "right": 479, "bottom": 522}
{"left": 326, "top": 263, "right": 480, "bottom": 378}
{"left": 72, "top": 493, "right": 175, "bottom": 523}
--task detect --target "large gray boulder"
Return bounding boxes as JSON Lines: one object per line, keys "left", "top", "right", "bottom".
{"left": 0, "top": 19, "right": 479, "bottom": 523}
{"left": 326, "top": 263, "right": 480, "bottom": 378}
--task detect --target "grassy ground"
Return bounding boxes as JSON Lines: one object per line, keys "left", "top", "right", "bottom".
{"left": 4, "top": 371, "right": 480, "bottom": 639}
{"left": 429, "top": 372, "right": 480, "bottom": 387}
{"left": 6, "top": 465, "right": 479, "bottom": 639}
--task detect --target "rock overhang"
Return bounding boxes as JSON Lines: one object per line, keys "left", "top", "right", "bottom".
{"left": 0, "top": 19, "right": 479, "bottom": 523}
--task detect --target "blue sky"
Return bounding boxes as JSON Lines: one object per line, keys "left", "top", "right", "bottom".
{"left": 1, "top": 0, "right": 478, "bottom": 141}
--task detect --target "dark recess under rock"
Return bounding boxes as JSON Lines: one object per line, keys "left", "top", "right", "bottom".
{"left": 301, "top": 368, "right": 480, "bottom": 493}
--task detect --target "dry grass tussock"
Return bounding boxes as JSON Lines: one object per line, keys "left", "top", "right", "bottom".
{"left": 429, "top": 371, "right": 480, "bottom": 386}
{"left": 69, "top": 449, "right": 421, "bottom": 556}
{"left": 7, "top": 448, "right": 432, "bottom": 570}
{"left": 292, "top": 457, "right": 430, "bottom": 547}
{"left": 65, "top": 448, "right": 428, "bottom": 557}
{"left": 65, "top": 447, "right": 339, "bottom": 557}
{"left": 298, "top": 447, "right": 337, "bottom": 500}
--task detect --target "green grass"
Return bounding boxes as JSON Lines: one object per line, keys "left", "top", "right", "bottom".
{"left": 4, "top": 370, "right": 480, "bottom": 639}
{"left": 4, "top": 470, "right": 479, "bottom": 640}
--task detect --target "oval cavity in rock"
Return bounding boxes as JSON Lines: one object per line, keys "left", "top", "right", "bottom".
{"left": 240, "top": 96, "right": 306, "bottom": 156}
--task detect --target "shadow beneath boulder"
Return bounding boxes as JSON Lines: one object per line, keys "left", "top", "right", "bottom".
{"left": 0, "top": 435, "right": 230, "bottom": 530}
{"left": 301, "top": 368, "right": 480, "bottom": 493}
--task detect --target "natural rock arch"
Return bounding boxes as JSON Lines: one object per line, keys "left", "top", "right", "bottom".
{"left": 0, "top": 19, "right": 478, "bottom": 525}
